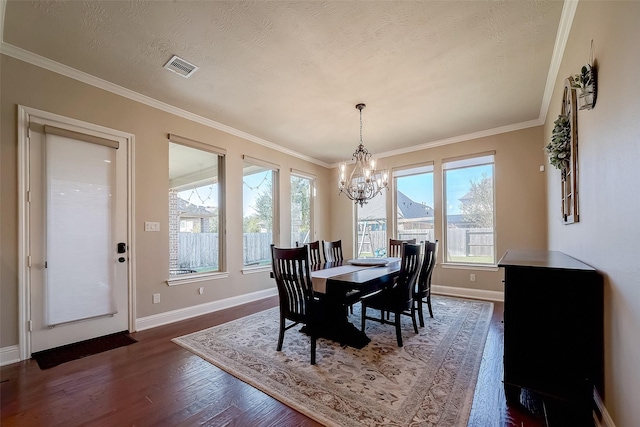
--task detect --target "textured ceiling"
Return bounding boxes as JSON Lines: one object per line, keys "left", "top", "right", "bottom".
{"left": 3, "top": 1, "right": 563, "bottom": 165}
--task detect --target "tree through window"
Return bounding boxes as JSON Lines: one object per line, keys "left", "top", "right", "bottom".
{"left": 291, "top": 173, "right": 314, "bottom": 247}
{"left": 243, "top": 157, "right": 279, "bottom": 267}
{"left": 443, "top": 154, "right": 495, "bottom": 264}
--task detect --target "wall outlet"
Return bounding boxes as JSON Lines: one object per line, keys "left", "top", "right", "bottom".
{"left": 198, "top": 287, "right": 204, "bottom": 295}
{"left": 470, "top": 273, "right": 476, "bottom": 282}
{"left": 153, "top": 293, "right": 160, "bottom": 304}
{"left": 145, "top": 221, "right": 160, "bottom": 232}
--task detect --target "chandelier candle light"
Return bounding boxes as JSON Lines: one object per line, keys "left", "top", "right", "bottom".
{"left": 338, "top": 103, "right": 389, "bottom": 207}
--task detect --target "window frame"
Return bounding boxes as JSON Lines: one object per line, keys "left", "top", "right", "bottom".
{"left": 166, "top": 134, "right": 228, "bottom": 286}
{"left": 442, "top": 152, "right": 496, "bottom": 266}
{"left": 354, "top": 192, "right": 388, "bottom": 259}
{"left": 392, "top": 162, "right": 435, "bottom": 244}
{"left": 242, "top": 155, "right": 280, "bottom": 272}
{"left": 290, "top": 169, "right": 315, "bottom": 247}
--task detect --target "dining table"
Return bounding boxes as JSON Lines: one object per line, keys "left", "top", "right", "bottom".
{"left": 308, "top": 257, "right": 401, "bottom": 349}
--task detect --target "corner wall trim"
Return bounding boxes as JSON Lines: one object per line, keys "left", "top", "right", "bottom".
{"left": 594, "top": 388, "right": 616, "bottom": 427}
{"left": 135, "top": 288, "right": 278, "bottom": 331}
{"left": 0, "top": 345, "right": 21, "bottom": 367}
{"left": 432, "top": 285, "right": 504, "bottom": 302}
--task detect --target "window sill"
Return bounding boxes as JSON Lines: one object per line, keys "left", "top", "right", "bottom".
{"left": 440, "top": 263, "right": 499, "bottom": 272}
{"left": 241, "top": 265, "right": 272, "bottom": 275}
{"left": 166, "top": 271, "right": 229, "bottom": 286}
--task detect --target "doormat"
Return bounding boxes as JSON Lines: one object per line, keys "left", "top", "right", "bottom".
{"left": 32, "top": 331, "right": 137, "bottom": 370}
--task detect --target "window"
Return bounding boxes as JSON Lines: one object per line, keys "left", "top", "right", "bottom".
{"left": 394, "top": 164, "right": 435, "bottom": 243}
{"left": 356, "top": 195, "right": 387, "bottom": 258}
{"left": 243, "top": 157, "right": 279, "bottom": 267}
{"left": 290, "top": 171, "right": 314, "bottom": 247}
{"left": 168, "top": 135, "right": 226, "bottom": 277}
{"left": 443, "top": 153, "right": 495, "bottom": 264}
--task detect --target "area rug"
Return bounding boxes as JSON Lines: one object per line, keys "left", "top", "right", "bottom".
{"left": 32, "top": 331, "right": 137, "bottom": 370}
{"left": 172, "top": 296, "right": 493, "bottom": 426}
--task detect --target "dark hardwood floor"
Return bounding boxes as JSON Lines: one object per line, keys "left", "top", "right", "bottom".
{"left": 1, "top": 297, "right": 548, "bottom": 426}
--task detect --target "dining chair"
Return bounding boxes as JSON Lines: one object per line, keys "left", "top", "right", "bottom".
{"left": 388, "top": 238, "right": 416, "bottom": 258}
{"left": 321, "top": 239, "right": 358, "bottom": 314}
{"left": 383, "top": 238, "right": 416, "bottom": 321}
{"left": 297, "top": 240, "right": 322, "bottom": 265}
{"left": 322, "top": 239, "right": 343, "bottom": 263}
{"left": 360, "top": 242, "right": 422, "bottom": 347}
{"left": 270, "top": 244, "right": 319, "bottom": 364}
{"left": 413, "top": 240, "right": 438, "bottom": 327}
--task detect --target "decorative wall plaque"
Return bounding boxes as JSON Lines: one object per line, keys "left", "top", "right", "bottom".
{"left": 560, "top": 78, "right": 579, "bottom": 224}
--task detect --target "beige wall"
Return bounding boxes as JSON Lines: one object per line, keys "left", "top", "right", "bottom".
{"left": 330, "top": 126, "right": 548, "bottom": 293}
{"left": 544, "top": 2, "right": 640, "bottom": 425}
{"left": 4, "top": 5, "right": 637, "bottom": 422}
{"left": 0, "top": 54, "right": 331, "bottom": 347}
{"left": 0, "top": 53, "right": 548, "bottom": 349}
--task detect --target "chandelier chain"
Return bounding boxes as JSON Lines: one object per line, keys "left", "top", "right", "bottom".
{"left": 360, "top": 106, "right": 363, "bottom": 145}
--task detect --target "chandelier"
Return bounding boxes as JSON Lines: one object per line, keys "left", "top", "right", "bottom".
{"left": 338, "top": 103, "right": 389, "bottom": 207}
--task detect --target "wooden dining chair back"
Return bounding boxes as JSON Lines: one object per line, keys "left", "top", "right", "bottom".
{"left": 388, "top": 238, "right": 417, "bottom": 258}
{"left": 361, "top": 242, "right": 422, "bottom": 346}
{"left": 413, "top": 240, "right": 438, "bottom": 326}
{"left": 296, "top": 240, "right": 322, "bottom": 265}
{"left": 322, "top": 239, "right": 343, "bottom": 263}
{"left": 270, "top": 244, "right": 318, "bottom": 364}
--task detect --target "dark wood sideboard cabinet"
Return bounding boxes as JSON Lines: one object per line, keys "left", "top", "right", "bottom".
{"left": 498, "top": 250, "right": 603, "bottom": 417}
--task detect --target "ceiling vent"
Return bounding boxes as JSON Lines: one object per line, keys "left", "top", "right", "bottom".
{"left": 163, "top": 55, "right": 199, "bottom": 78}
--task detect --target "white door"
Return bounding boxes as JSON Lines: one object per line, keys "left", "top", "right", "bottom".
{"left": 27, "top": 116, "right": 130, "bottom": 353}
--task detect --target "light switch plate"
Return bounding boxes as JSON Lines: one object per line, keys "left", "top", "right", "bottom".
{"left": 145, "top": 221, "right": 160, "bottom": 232}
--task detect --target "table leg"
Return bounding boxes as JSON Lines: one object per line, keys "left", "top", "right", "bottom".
{"left": 305, "top": 295, "right": 371, "bottom": 349}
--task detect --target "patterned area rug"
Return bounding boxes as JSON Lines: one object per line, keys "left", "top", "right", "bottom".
{"left": 172, "top": 296, "right": 493, "bottom": 426}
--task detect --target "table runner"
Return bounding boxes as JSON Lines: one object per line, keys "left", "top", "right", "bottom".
{"left": 310, "top": 264, "right": 371, "bottom": 293}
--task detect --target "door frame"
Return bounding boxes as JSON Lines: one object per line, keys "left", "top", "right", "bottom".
{"left": 17, "top": 105, "right": 136, "bottom": 360}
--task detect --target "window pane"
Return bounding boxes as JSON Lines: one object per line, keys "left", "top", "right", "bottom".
{"left": 395, "top": 167, "right": 434, "bottom": 243}
{"left": 169, "top": 142, "right": 221, "bottom": 276}
{"left": 444, "top": 160, "right": 495, "bottom": 264}
{"left": 291, "top": 175, "right": 312, "bottom": 247}
{"left": 243, "top": 162, "right": 275, "bottom": 266}
{"left": 356, "top": 196, "right": 387, "bottom": 258}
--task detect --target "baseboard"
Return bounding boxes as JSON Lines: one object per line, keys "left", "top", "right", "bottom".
{"left": 593, "top": 388, "right": 616, "bottom": 427}
{"left": 1, "top": 286, "right": 501, "bottom": 364}
{"left": 432, "top": 284, "right": 504, "bottom": 302}
{"left": 0, "top": 345, "right": 21, "bottom": 367}
{"left": 135, "top": 287, "right": 278, "bottom": 331}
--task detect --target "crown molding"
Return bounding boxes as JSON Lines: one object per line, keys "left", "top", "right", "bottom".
{"left": 1, "top": 0, "right": 578, "bottom": 171}
{"left": 539, "top": 0, "right": 579, "bottom": 122}
{"left": 358, "top": 118, "right": 544, "bottom": 167}
{"left": 0, "top": 42, "right": 331, "bottom": 168}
